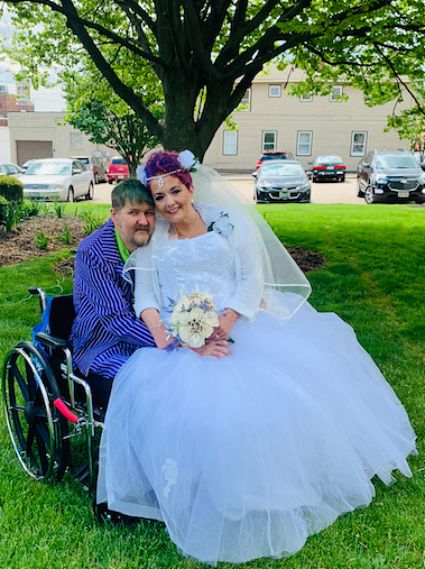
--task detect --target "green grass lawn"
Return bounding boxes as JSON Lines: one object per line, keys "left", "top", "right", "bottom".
{"left": 0, "top": 203, "right": 424, "bottom": 569}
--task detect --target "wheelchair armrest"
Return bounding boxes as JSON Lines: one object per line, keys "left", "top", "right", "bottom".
{"left": 35, "top": 332, "right": 68, "bottom": 349}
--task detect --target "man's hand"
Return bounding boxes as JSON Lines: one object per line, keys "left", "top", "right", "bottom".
{"left": 190, "top": 339, "right": 232, "bottom": 358}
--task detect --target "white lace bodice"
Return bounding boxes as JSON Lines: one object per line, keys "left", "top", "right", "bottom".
{"left": 155, "top": 231, "right": 237, "bottom": 320}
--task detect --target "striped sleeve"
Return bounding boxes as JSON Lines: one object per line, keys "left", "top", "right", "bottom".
{"left": 76, "top": 248, "right": 156, "bottom": 348}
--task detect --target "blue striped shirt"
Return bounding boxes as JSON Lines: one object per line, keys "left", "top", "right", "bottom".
{"left": 71, "top": 219, "right": 155, "bottom": 379}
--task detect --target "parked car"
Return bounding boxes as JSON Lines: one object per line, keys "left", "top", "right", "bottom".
{"left": 0, "top": 162, "right": 24, "bottom": 177}
{"left": 21, "top": 158, "right": 95, "bottom": 202}
{"left": 20, "top": 159, "right": 38, "bottom": 173}
{"left": 310, "top": 155, "right": 346, "bottom": 182}
{"left": 253, "top": 160, "right": 311, "bottom": 203}
{"left": 357, "top": 150, "right": 425, "bottom": 204}
{"left": 107, "top": 156, "right": 129, "bottom": 183}
{"left": 70, "top": 155, "right": 108, "bottom": 184}
{"left": 255, "top": 150, "right": 294, "bottom": 170}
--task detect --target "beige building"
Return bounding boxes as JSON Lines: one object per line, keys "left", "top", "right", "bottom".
{"left": 7, "top": 111, "right": 110, "bottom": 165}
{"left": 205, "top": 68, "right": 411, "bottom": 172}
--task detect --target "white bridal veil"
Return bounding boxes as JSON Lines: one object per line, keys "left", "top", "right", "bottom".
{"left": 189, "top": 164, "right": 312, "bottom": 319}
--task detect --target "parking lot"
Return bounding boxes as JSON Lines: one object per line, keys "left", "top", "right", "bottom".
{"left": 92, "top": 174, "right": 364, "bottom": 205}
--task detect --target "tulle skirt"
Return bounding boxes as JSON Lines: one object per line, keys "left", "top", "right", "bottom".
{"left": 97, "top": 303, "right": 416, "bottom": 564}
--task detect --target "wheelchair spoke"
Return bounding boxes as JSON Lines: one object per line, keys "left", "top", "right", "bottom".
{"left": 11, "top": 363, "right": 30, "bottom": 402}
{"left": 34, "top": 425, "right": 49, "bottom": 474}
{"left": 24, "top": 359, "right": 37, "bottom": 399}
{"left": 26, "top": 425, "right": 35, "bottom": 453}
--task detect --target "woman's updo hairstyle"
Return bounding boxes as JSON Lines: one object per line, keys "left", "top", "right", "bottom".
{"left": 144, "top": 151, "right": 193, "bottom": 190}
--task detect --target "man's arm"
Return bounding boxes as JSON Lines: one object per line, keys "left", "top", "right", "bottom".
{"left": 75, "top": 248, "right": 156, "bottom": 348}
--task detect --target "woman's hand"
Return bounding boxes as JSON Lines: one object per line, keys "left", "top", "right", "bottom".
{"left": 209, "top": 308, "right": 239, "bottom": 341}
{"left": 190, "top": 339, "right": 232, "bottom": 358}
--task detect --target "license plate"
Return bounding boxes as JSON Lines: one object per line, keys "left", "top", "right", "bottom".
{"left": 397, "top": 191, "right": 409, "bottom": 198}
{"left": 326, "top": 166, "right": 334, "bottom": 170}
{"left": 279, "top": 191, "right": 288, "bottom": 198}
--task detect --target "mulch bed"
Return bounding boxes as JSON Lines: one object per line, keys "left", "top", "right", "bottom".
{"left": 0, "top": 215, "right": 325, "bottom": 274}
{"left": 0, "top": 214, "right": 87, "bottom": 267}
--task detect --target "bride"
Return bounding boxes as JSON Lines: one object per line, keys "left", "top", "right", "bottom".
{"left": 97, "top": 150, "right": 416, "bottom": 564}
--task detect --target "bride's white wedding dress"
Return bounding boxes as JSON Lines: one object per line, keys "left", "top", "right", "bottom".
{"left": 97, "top": 207, "right": 416, "bottom": 565}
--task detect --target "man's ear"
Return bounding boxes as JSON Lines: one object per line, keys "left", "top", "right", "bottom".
{"left": 110, "top": 208, "right": 117, "bottom": 226}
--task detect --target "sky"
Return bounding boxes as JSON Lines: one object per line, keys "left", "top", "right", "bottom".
{"left": 0, "top": 10, "right": 66, "bottom": 112}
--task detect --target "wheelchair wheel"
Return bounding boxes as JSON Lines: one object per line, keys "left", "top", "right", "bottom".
{"left": 2, "top": 342, "right": 69, "bottom": 481}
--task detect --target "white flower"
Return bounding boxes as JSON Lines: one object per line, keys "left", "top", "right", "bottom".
{"left": 178, "top": 150, "right": 196, "bottom": 170}
{"left": 168, "top": 291, "right": 219, "bottom": 348}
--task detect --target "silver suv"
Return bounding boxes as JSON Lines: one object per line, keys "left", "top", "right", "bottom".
{"left": 357, "top": 150, "right": 425, "bottom": 204}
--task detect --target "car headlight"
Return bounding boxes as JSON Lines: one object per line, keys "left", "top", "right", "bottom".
{"left": 374, "top": 174, "right": 387, "bottom": 184}
{"left": 419, "top": 173, "right": 425, "bottom": 184}
{"left": 260, "top": 181, "right": 272, "bottom": 189}
{"left": 48, "top": 183, "right": 65, "bottom": 190}
{"left": 297, "top": 183, "right": 310, "bottom": 192}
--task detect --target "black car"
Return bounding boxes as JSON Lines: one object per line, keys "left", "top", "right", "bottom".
{"left": 357, "top": 151, "right": 425, "bottom": 204}
{"left": 253, "top": 160, "right": 311, "bottom": 203}
{"left": 310, "top": 155, "right": 346, "bottom": 182}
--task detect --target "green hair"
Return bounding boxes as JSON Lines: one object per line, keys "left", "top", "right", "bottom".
{"left": 111, "top": 178, "right": 153, "bottom": 210}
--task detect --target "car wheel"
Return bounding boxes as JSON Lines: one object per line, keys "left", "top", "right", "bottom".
{"left": 94, "top": 173, "right": 99, "bottom": 184}
{"left": 67, "top": 188, "right": 75, "bottom": 203}
{"left": 312, "top": 176, "right": 317, "bottom": 183}
{"left": 340, "top": 175, "right": 345, "bottom": 182}
{"left": 364, "top": 186, "right": 376, "bottom": 204}
{"left": 108, "top": 179, "right": 113, "bottom": 184}
{"left": 85, "top": 182, "right": 94, "bottom": 201}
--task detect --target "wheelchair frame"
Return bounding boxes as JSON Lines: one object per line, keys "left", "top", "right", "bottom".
{"left": 2, "top": 287, "right": 104, "bottom": 490}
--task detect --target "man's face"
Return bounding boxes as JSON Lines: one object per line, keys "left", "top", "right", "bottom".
{"left": 111, "top": 200, "right": 155, "bottom": 252}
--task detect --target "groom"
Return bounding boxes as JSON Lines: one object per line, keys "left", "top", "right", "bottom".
{"left": 71, "top": 178, "right": 157, "bottom": 408}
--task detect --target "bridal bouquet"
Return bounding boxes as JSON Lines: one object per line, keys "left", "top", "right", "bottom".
{"left": 168, "top": 292, "right": 219, "bottom": 348}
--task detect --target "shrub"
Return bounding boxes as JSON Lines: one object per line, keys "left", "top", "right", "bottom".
{"left": 0, "top": 174, "right": 24, "bottom": 202}
{"left": 59, "top": 224, "right": 73, "bottom": 244}
{"left": 0, "top": 195, "right": 22, "bottom": 231}
{"left": 78, "top": 209, "right": 104, "bottom": 234}
{"left": 35, "top": 231, "right": 49, "bottom": 250}
{"left": 54, "top": 203, "right": 64, "bottom": 219}
{"left": 20, "top": 199, "right": 41, "bottom": 217}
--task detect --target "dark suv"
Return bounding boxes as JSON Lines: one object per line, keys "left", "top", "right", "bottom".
{"left": 357, "top": 150, "right": 425, "bottom": 204}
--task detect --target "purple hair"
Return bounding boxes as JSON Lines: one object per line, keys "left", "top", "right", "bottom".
{"left": 145, "top": 151, "right": 193, "bottom": 190}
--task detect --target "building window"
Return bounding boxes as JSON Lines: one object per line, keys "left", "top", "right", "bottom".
{"left": 296, "top": 131, "right": 313, "bottom": 156}
{"left": 0, "top": 84, "right": 8, "bottom": 94}
{"left": 299, "top": 94, "right": 313, "bottom": 102}
{"left": 70, "top": 131, "right": 83, "bottom": 149}
{"left": 268, "top": 84, "right": 281, "bottom": 98}
{"left": 329, "top": 85, "right": 343, "bottom": 102}
{"left": 16, "top": 81, "right": 30, "bottom": 103}
{"left": 222, "top": 130, "right": 238, "bottom": 155}
{"left": 351, "top": 131, "right": 367, "bottom": 156}
{"left": 262, "top": 131, "right": 277, "bottom": 151}
{"left": 237, "top": 88, "right": 251, "bottom": 111}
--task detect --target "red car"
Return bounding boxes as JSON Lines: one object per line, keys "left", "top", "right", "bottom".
{"left": 107, "top": 157, "right": 129, "bottom": 184}
{"left": 256, "top": 150, "right": 294, "bottom": 170}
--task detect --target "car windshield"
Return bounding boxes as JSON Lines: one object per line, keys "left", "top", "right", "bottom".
{"left": 26, "top": 162, "right": 71, "bottom": 176}
{"left": 315, "top": 156, "right": 343, "bottom": 164}
{"left": 76, "top": 157, "right": 89, "bottom": 166}
{"left": 375, "top": 155, "right": 418, "bottom": 169}
{"left": 260, "top": 163, "right": 304, "bottom": 177}
{"left": 111, "top": 158, "right": 127, "bottom": 164}
{"left": 261, "top": 154, "right": 287, "bottom": 161}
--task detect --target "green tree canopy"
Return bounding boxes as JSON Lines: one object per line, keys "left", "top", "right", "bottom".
{"left": 62, "top": 54, "right": 163, "bottom": 174}
{"left": 2, "top": 0, "right": 424, "bottom": 159}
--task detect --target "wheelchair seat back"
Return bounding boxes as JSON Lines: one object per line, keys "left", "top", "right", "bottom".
{"left": 48, "top": 294, "right": 76, "bottom": 341}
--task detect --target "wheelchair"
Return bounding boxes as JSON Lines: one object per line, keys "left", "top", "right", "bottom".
{"left": 2, "top": 287, "right": 107, "bottom": 491}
